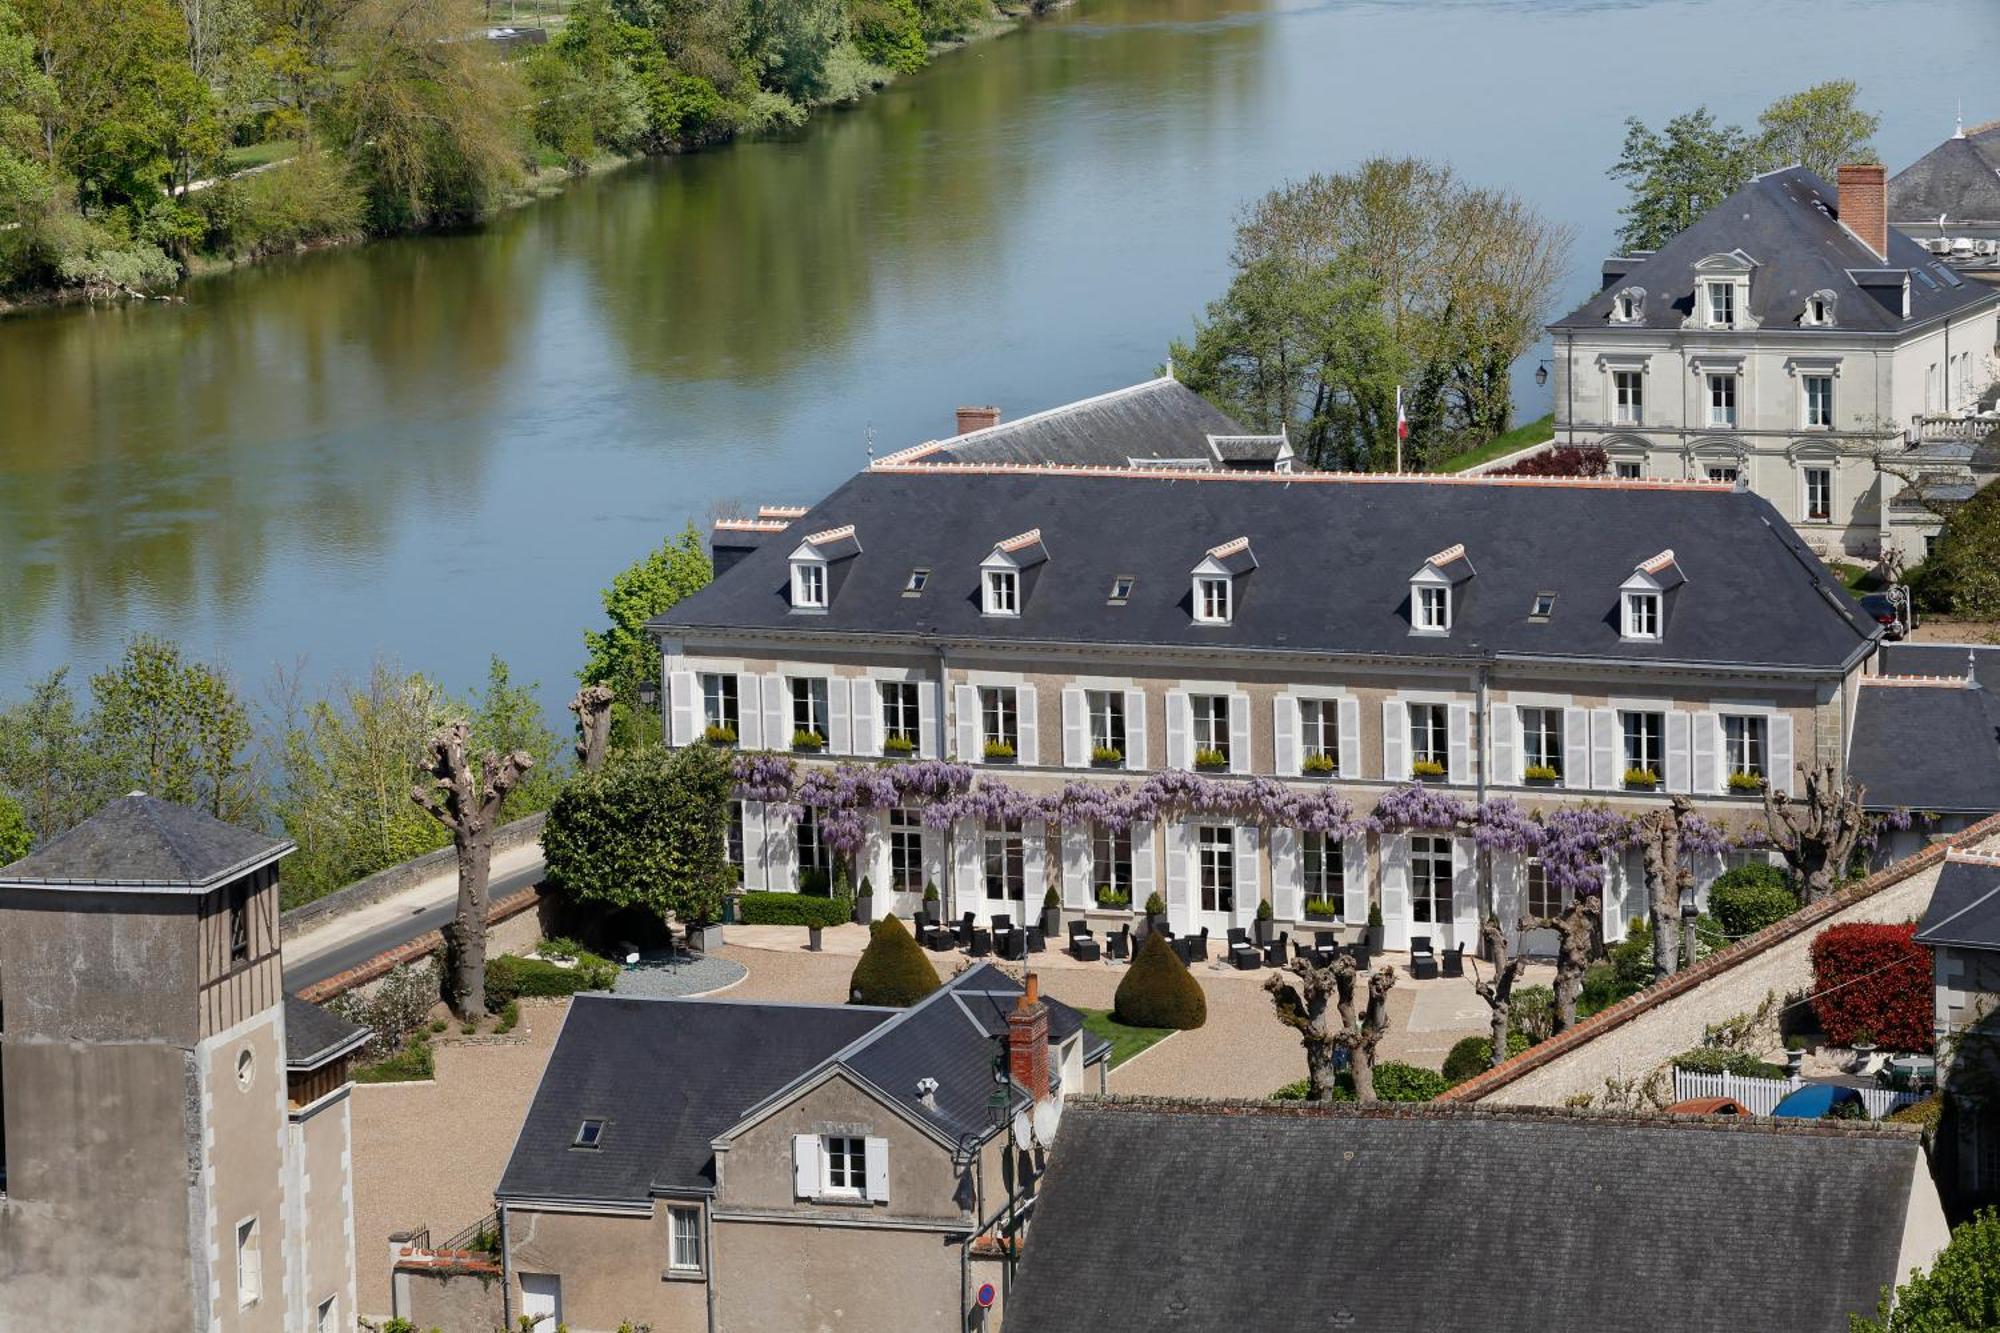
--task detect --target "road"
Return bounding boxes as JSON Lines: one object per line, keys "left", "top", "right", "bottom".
{"left": 283, "top": 858, "right": 546, "bottom": 991}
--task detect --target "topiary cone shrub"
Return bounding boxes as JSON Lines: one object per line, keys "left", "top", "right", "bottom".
{"left": 1809, "top": 922, "right": 1932, "bottom": 1052}
{"left": 848, "top": 914, "right": 942, "bottom": 1007}
{"left": 1114, "top": 932, "right": 1206, "bottom": 1030}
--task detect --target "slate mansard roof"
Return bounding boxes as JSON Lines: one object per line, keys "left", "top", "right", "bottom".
{"left": 1848, "top": 644, "right": 2000, "bottom": 815}
{"left": 0, "top": 793, "right": 294, "bottom": 892}
{"left": 1006, "top": 1100, "right": 1926, "bottom": 1333}
{"left": 1553, "top": 165, "right": 1995, "bottom": 335}
{"left": 1893, "top": 120, "right": 2000, "bottom": 227}
{"left": 883, "top": 377, "right": 1263, "bottom": 469}
{"left": 498, "top": 965, "right": 1107, "bottom": 1205}
{"left": 661, "top": 468, "right": 1877, "bottom": 673}
{"left": 1914, "top": 853, "right": 2000, "bottom": 951}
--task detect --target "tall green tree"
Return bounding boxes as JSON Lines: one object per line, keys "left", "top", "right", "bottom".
{"left": 524, "top": 0, "right": 651, "bottom": 168}
{"left": 466, "top": 656, "right": 566, "bottom": 814}
{"left": 0, "top": 668, "right": 112, "bottom": 843}
{"left": 89, "top": 635, "right": 257, "bottom": 821}
{"left": 1758, "top": 79, "right": 1878, "bottom": 181}
{"left": 0, "top": 788, "right": 34, "bottom": 864}
{"left": 541, "top": 742, "right": 735, "bottom": 927}
{"left": 1908, "top": 478, "right": 2000, "bottom": 620}
{"left": 1852, "top": 1208, "right": 2000, "bottom": 1332}
{"left": 581, "top": 523, "right": 712, "bottom": 745}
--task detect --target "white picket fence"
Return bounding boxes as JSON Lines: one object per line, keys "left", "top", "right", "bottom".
{"left": 1672, "top": 1069, "right": 1924, "bottom": 1119}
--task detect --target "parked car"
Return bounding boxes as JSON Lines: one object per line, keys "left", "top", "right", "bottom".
{"left": 1772, "top": 1084, "right": 1865, "bottom": 1119}
{"left": 1858, "top": 593, "right": 1907, "bottom": 640}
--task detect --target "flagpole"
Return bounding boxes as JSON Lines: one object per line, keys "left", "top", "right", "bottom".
{"left": 1394, "top": 385, "right": 1404, "bottom": 475}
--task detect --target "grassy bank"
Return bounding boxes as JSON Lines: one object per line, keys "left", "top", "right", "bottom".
{"left": 1438, "top": 413, "right": 1556, "bottom": 473}
{"left": 1081, "top": 1008, "right": 1175, "bottom": 1069}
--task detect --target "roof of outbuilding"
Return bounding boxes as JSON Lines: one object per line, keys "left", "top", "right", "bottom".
{"left": 1552, "top": 166, "right": 1996, "bottom": 334}
{"left": 890, "top": 378, "right": 1251, "bottom": 469}
{"left": 1892, "top": 123, "right": 2000, "bottom": 226}
{"left": 658, "top": 468, "right": 1875, "bottom": 671}
{"left": 1008, "top": 1099, "right": 1925, "bottom": 1333}
{"left": 285, "top": 995, "right": 370, "bottom": 1070}
{"left": 1850, "top": 644, "right": 2000, "bottom": 814}
{"left": 1914, "top": 854, "right": 2000, "bottom": 949}
{"left": 0, "top": 793, "right": 294, "bottom": 891}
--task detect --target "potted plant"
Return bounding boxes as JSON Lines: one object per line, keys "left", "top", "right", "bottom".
{"left": 1784, "top": 1034, "right": 1807, "bottom": 1077}
{"left": 1623, "top": 767, "right": 1659, "bottom": 791}
{"left": 1301, "top": 752, "right": 1336, "bottom": 777}
{"left": 983, "top": 739, "right": 1017, "bottom": 763}
{"left": 1091, "top": 745, "right": 1124, "bottom": 769}
{"left": 1523, "top": 763, "right": 1559, "bottom": 787}
{"left": 883, "top": 734, "right": 916, "bottom": 757}
{"left": 1041, "top": 886, "right": 1063, "bottom": 939}
{"left": 1727, "top": 771, "right": 1765, "bottom": 793}
{"left": 1253, "top": 898, "right": 1275, "bottom": 945}
{"left": 1410, "top": 759, "right": 1447, "bottom": 780}
{"left": 853, "top": 874, "right": 875, "bottom": 926}
{"left": 1144, "top": 891, "right": 1169, "bottom": 938}
{"left": 1364, "top": 902, "right": 1384, "bottom": 952}
{"left": 792, "top": 728, "right": 826, "bottom": 753}
{"left": 1304, "top": 897, "right": 1338, "bottom": 923}
{"left": 704, "top": 722, "right": 738, "bottom": 747}
{"left": 1094, "top": 884, "right": 1130, "bottom": 910}
{"left": 921, "top": 879, "right": 940, "bottom": 929}
{"left": 1194, "top": 747, "right": 1229, "bottom": 772}
{"left": 1849, "top": 1028, "right": 1877, "bottom": 1055}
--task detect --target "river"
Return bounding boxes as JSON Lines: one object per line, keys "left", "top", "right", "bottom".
{"left": 0, "top": 0, "right": 1990, "bottom": 725}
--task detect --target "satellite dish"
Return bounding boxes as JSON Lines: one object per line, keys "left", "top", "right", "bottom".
{"left": 1012, "top": 1108, "right": 1033, "bottom": 1151}
{"left": 1033, "top": 1096, "right": 1062, "bottom": 1145}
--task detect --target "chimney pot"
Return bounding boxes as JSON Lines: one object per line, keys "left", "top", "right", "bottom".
{"left": 955, "top": 405, "right": 1001, "bottom": 436}
{"left": 1837, "top": 163, "right": 1889, "bottom": 261}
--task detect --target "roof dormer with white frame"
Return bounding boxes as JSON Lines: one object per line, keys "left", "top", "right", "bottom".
{"left": 981, "top": 528, "right": 1048, "bottom": 618}
{"left": 1409, "top": 543, "right": 1474, "bottom": 636}
{"left": 1619, "top": 549, "right": 1685, "bottom": 641}
{"left": 789, "top": 525, "right": 861, "bottom": 613}
{"left": 1190, "top": 537, "right": 1256, "bottom": 626}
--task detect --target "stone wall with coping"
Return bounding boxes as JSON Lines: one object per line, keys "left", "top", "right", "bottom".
{"left": 279, "top": 812, "right": 546, "bottom": 941}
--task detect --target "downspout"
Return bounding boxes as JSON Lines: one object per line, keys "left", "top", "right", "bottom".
{"left": 937, "top": 641, "right": 955, "bottom": 917}
{"left": 1566, "top": 329, "right": 1575, "bottom": 447}
{"left": 499, "top": 1205, "right": 513, "bottom": 1329}
{"left": 1474, "top": 658, "right": 1491, "bottom": 953}
{"left": 704, "top": 1200, "right": 719, "bottom": 1333}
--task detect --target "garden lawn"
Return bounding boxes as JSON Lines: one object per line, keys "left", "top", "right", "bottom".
{"left": 1081, "top": 1008, "right": 1175, "bottom": 1068}
{"left": 351, "top": 1034, "right": 434, "bottom": 1084}
{"left": 1438, "top": 414, "right": 1555, "bottom": 472}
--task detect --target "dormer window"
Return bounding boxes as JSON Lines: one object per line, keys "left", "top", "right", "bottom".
{"left": 1803, "top": 290, "right": 1836, "bottom": 326}
{"left": 1408, "top": 542, "right": 1471, "bottom": 636}
{"left": 1417, "top": 586, "right": 1451, "bottom": 632}
{"left": 788, "top": 524, "right": 858, "bottom": 612}
{"left": 1195, "top": 575, "right": 1232, "bottom": 624}
{"left": 793, "top": 561, "right": 826, "bottom": 609}
{"left": 981, "top": 528, "right": 1046, "bottom": 619}
{"left": 1610, "top": 286, "right": 1645, "bottom": 323}
{"left": 1189, "top": 537, "right": 1255, "bottom": 627}
{"left": 1623, "top": 591, "right": 1661, "bottom": 640}
{"left": 1706, "top": 281, "right": 1735, "bottom": 328}
{"left": 985, "top": 568, "right": 1019, "bottom": 616}
{"left": 1620, "top": 548, "right": 1682, "bottom": 642}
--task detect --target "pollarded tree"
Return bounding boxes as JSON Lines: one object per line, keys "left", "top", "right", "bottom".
{"left": 410, "top": 720, "right": 534, "bottom": 1019}
{"left": 1468, "top": 914, "right": 1531, "bottom": 1070}
{"left": 1632, "top": 794, "right": 1697, "bottom": 982}
{"left": 569, "top": 682, "right": 614, "bottom": 771}
{"left": 1764, "top": 761, "right": 1869, "bottom": 903}
{"left": 1265, "top": 953, "right": 1395, "bottom": 1103}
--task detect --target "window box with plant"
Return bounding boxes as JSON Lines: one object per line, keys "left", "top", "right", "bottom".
{"left": 704, "top": 724, "right": 739, "bottom": 747}
{"left": 983, "top": 739, "right": 1017, "bottom": 763}
{"left": 1522, "top": 764, "right": 1559, "bottom": 787}
{"left": 1094, "top": 884, "right": 1130, "bottom": 910}
{"left": 792, "top": 729, "right": 827, "bottom": 753}
{"left": 1194, "top": 748, "right": 1229, "bottom": 772}
{"left": 1091, "top": 746, "right": 1125, "bottom": 769}
{"left": 882, "top": 734, "right": 916, "bottom": 757}
{"left": 1623, "top": 767, "right": 1659, "bottom": 790}
{"left": 1304, "top": 897, "right": 1339, "bottom": 922}
{"left": 1410, "top": 759, "right": 1447, "bottom": 780}
{"left": 1727, "top": 771, "right": 1765, "bottom": 793}
{"left": 1301, "top": 752, "right": 1336, "bottom": 777}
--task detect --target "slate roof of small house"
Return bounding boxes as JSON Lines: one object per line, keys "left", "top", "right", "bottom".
{"left": 1552, "top": 166, "right": 1996, "bottom": 334}
{"left": 1849, "top": 644, "right": 2000, "bottom": 814}
{"left": 1892, "top": 122, "right": 2000, "bottom": 226}
{"left": 284, "top": 995, "right": 370, "bottom": 1070}
{"left": 0, "top": 793, "right": 293, "bottom": 891}
{"left": 894, "top": 378, "right": 1252, "bottom": 469}
{"left": 1007, "top": 1099, "right": 1925, "bottom": 1333}
{"left": 1914, "top": 855, "right": 2000, "bottom": 950}
{"left": 657, "top": 468, "right": 1877, "bottom": 672}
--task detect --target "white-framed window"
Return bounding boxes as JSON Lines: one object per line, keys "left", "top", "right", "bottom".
{"left": 1803, "top": 466, "right": 1833, "bottom": 522}
{"left": 1805, "top": 293, "right": 1832, "bottom": 326}
{"left": 1723, "top": 714, "right": 1768, "bottom": 781}
{"left": 726, "top": 801, "right": 744, "bottom": 878}
{"left": 236, "top": 1216, "right": 262, "bottom": 1308}
{"left": 792, "top": 561, "right": 827, "bottom": 610}
{"left": 1086, "top": 690, "right": 1126, "bottom": 759}
{"left": 316, "top": 1297, "right": 338, "bottom": 1333}
{"left": 1194, "top": 575, "right": 1232, "bottom": 624}
{"left": 1525, "top": 857, "right": 1565, "bottom": 921}
{"left": 1302, "top": 833, "right": 1344, "bottom": 910}
{"left": 1092, "top": 825, "right": 1132, "bottom": 896}
{"left": 798, "top": 807, "right": 831, "bottom": 880}
{"left": 1614, "top": 460, "right": 1643, "bottom": 480}
{"left": 1620, "top": 710, "right": 1664, "bottom": 778}
{"left": 790, "top": 677, "right": 829, "bottom": 744}
{"left": 668, "top": 1204, "right": 703, "bottom": 1274}
{"left": 701, "top": 673, "right": 739, "bottom": 736}
{"left": 1191, "top": 694, "right": 1231, "bottom": 765}
{"left": 1706, "top": 373, "right": 1737, "bottom": 427}
{"left": 1706, "top": 463, "right": 1739, "bottom": 483}
{"left": 821, "top": 1136, "right": 867, "bottom": 1197}
{"left": 983, "top": 819, "right": 1024, "bottom": 901}
{"left": 1197, "top": 825, "right": 1235, "bottom": 915}
{"left": 1613, "top": 370, "right": 1643, "bottom": 425}
{"left": 1803, "top": 374, "right": 1834, "bottom": 428}
{"left": 1408, "top": 703, "right": 1448, "bottom": 775}
{"left": 1622, "top": 590, "right": 1661, "bottom": 640}
{"left": 979, "top": 686, "right": 1019, "bottom": 757}
{"left": 1299, "top": 698, "right": 1340, "bottom": 773}
{"left": 1519, "top": 707, "right": 1563, "bottom": 782}
{"left": 1706, "top": 281, "right": 1735, "bottom": 329}
{"left": 888, "top": 808, "right": 924, "bottom": 892}
{"left": 1409, "top": 835, "right": 1454, "bottom": 926}
{"left": 1615, "top": 291, "right": 1641, "bottom": 322}
{"left": 984, "top": 568, "right": 1019, "bottom": 617}
{"left": 880, "top": 681, "right": 919, "bottom": 750}
{"left": 1416, "top": 585, "right": 1451, "bottom": 632}
{"left": 1926, "top": 362, "right": 1940, "bottom": 413}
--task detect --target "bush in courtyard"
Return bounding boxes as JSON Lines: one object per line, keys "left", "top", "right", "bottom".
{"left": 1707, "top": 863, "right": 1798, "bottom": 940}
{"left": 1114, "top": 933, "right": 1206, "bottom": 1030}
{"left": 1442, "top": 1032, "right": 1531, "bottom": 1084}
{"left": 1488, "top": 444, "right": 1610, "bottom": 478}
{"left": 328, "top": 958, "right": 442, "bottom": 1061}
{"left": 1810, "top": 922, "right": 1932, "bottom": 1052}
{"left": 738, "top": 891, "right": 855, "bottom": 928}
{"left": 848, "top": 915, "right": 941, "bottom": 1007}
{"left": 1271, "top": 1077, "right": 1355, "bottom": 1102}
{"left": 1508, "top": 985, "right": 1556, "bottom": 1042}
{"left": 483, "top": 951, "right": 618, "bottom": 1011}
{"left": 542, "top": 744, "right": 735, "bottom": 927}
{"left": 1670, "top": 1047, "right": 1787, "bottom": 1080}
{"left": 1372, "top": 1062, "right": 1450, "bottom": 1102}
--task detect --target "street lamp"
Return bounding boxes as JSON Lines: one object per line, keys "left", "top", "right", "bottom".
{"left": 637, "top": 679, "right": 659, "bottom": 709}
{"left": 1534, "top": 362, "right": 1549, "bottom": 388}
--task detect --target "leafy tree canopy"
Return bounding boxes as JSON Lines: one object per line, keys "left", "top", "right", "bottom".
{"left": 581, "top": 523, "right": 712, "bottom": 744}
{"left": 1852, "top": 1208, "right": 2000, "bottom": 1332}
{"left": 542, "top": 742, "right": 735, "bottom": 926}
{"left": 89, "top": 634, "right": 257, "bottom": 821}
{"left": 0, "top": 789, "right": 30, "bottom": 864}
{"left": 1909, "top": 478, "right": 2000, "bottom": 619}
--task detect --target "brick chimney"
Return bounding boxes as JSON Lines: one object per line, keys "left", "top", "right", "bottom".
{"left": 1837, "top": 163, "right": 1889, "bottom": 260}
{"left": 1006, "top": 972, "right": 1050, "bottom": 1102}
{"left": 955, "top": 405, "right": 1001, "bottom": 436}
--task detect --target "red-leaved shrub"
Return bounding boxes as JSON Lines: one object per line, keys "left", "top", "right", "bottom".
{"left": 1489, "top": 445, "right": 1610, "bottom": 478}
{"left": 1808, "top": 922, "right": 1933, "bottom": 1052}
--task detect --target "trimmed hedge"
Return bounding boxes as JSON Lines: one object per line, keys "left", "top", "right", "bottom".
{"left": 1114, "top": 933, "right": 1206, "bottom": 1030}
{"left": 1671, "top": 1047, "right": 1787, "bottom": 1080}
{"left": 1708, "top": 863, "right": 1798, "bottom": 940}
{"left": 1373, "top": 1061, "right": 1450, "bottom": 1102}
{"left": 485, "top": 952, "right": 618, "bottom": 1011}
{"left": 1442, "top": 1031, "right": 1532, "bottom": 1084}
{"left": 738, "top": 891, "right": 855, "bottom": 928}
{"left": 848, "top": 915, "right": 942, "bottom": 1007}
{"left": 1810, "top": 921, "right": 1932, "bottom": 1052}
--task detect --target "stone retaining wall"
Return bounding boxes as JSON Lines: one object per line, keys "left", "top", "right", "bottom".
{"left": 279, "top": 812, "right": 545, "bottom": 941}
{"left": 295, "top": 886, "right": 545, "bottom": 1004}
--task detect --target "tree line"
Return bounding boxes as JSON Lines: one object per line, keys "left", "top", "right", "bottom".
{"left": 0, "top": 0, "right": 1001, "bottom": 301}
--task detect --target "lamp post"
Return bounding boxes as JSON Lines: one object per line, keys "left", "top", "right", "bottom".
{"left": 637, "top": 679, "right": 659, "bottom": 710}
{"left": 1534, "top": 362, "right": 1549, "bottom": 388}
{"left": 1679, "top": 885, "right": 1700, "bottom": 969}
{"left": 989, "top": 1035, "right": 1018, "bottom": 1282}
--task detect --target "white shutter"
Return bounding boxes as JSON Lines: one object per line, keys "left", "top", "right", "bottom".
{"left": 1380, "top": 836, "right": 1410, "bottom": 950}
{"left": 793, "top": 1135, "right": 820, "bottom": 1198}
{"left": 1062, "top": 687, "right": 1086, "bottom": 768}
{"left": 953, "top": 820, "right": 982, "bottom": 916}
{"left": 1665, "top": 710, "right": 1692, "bottom": 793}
{"left": 1022, "top": 820, "right": 1046, "bottom": 903}
{"left": 1770, "top": 713, "right": 1794, "bottom": 796}
{"left": 742, "top": 803, "right": 768, "bottom": 890}
{"left": 1164, "top": 822, "right": 1191, "bottom": 928}
{"left": 1490, "top": 704, "right": 1518, "bottom": 786}
{"left": 1602, "top": 852, "right": 1632, "bottom": 943}
{"left": 1692, "top": 712, "right": 1719, "bottom": 795}
{"left": 763, "top": 673, "right": 785, "bottom": 752}
{"left": 1131, "top": 822, "right": 1156, "bottom": 907}
{"left": 1229, "top": 693, "right": 1252, "bottom": 774}
{"left": 1338, "top": 697, "right": 1361, "bottom": 780}
{"left": 669, "top": 669, "right": 698, "bottom": 746}
{"left": 1062, "top": 825, "right": 1091, "bottom": 910}
{"left": 1591, "top": 708, "right": 1618, "bottom": 789}
{"left": 1341, "top": 836, "right": 1369, "bottom": 926}
{"left": 1447, "top": 703, "right": 1471, "bottom": 785}
{"left": 1124, "top": 689, "right": 1148, "bottom": 769}
{"left": 955, "top": 686, "right": 979, "bottom": 763}
{"left": 828, "top": 679, "right": 851, "bottom": 754}
{"left": 1166, "top": 691, "right": 1191, "bottom": 770}
{"left": 1493, "top": 850, "right": 1524, "bottom": 950}
{"left": 1269, "top": 827, "right": 1301, "bottom": 921}
{"left": 1381, "top": 700, "right": 1407, "bottom": 782}
{"left": 766, "top": 812, "right": 798, "bottom": 893}
{"left": 917, "top": 684, "right": 938, "bottom": 760}
{"left": 922, "top": 823, "right": 945, "bottom": 899}
{"left": 738, "top": 674, "right": 763, "bottom": 750}
{"left": 1017, "top": 685, "right": 1040, "bottom": 767}
{"left": 866, "top": 813, "right": 890, "bottom": 911}
{"left": 864, "top": 1137, "right": 889, "bottom": 1203}
{"left": 1563, "top": 708, "right": 1591, "bottom": 790}
{"left": 1273, "top": 695, "right": 1299, "bottom": 777}
{"left": 1234, "top": 825, "right": 1261, "bottom": 927}
{"left": 1451, "top": 837, "right": 1479, "bottom": 947}
{"left": 851, "top": 679, "right": 879, "bottom": 757}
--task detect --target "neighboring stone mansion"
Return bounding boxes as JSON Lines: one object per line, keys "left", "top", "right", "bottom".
{"left": 655, "top": 440, "right": 1888, "bottom": 957}
{"left": 1549, "top": 164, "right": 2000, "bottom": 561}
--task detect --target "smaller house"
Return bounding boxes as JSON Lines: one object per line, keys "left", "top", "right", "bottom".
{"left": 494, "top": 965, "right": 1109, "bottom": 1332}
{"left": 1007, "top": 1098, "right": 1948, "bottom": 1333}
{"left": 1916, "top": 849, "right": 2000, "bottom": 1206}
{"left": 1848, "top": 644, "right": 2000, "bottom": 860}
{"left": 1892, "top": 117, "right": 2000, "bottom": 284}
